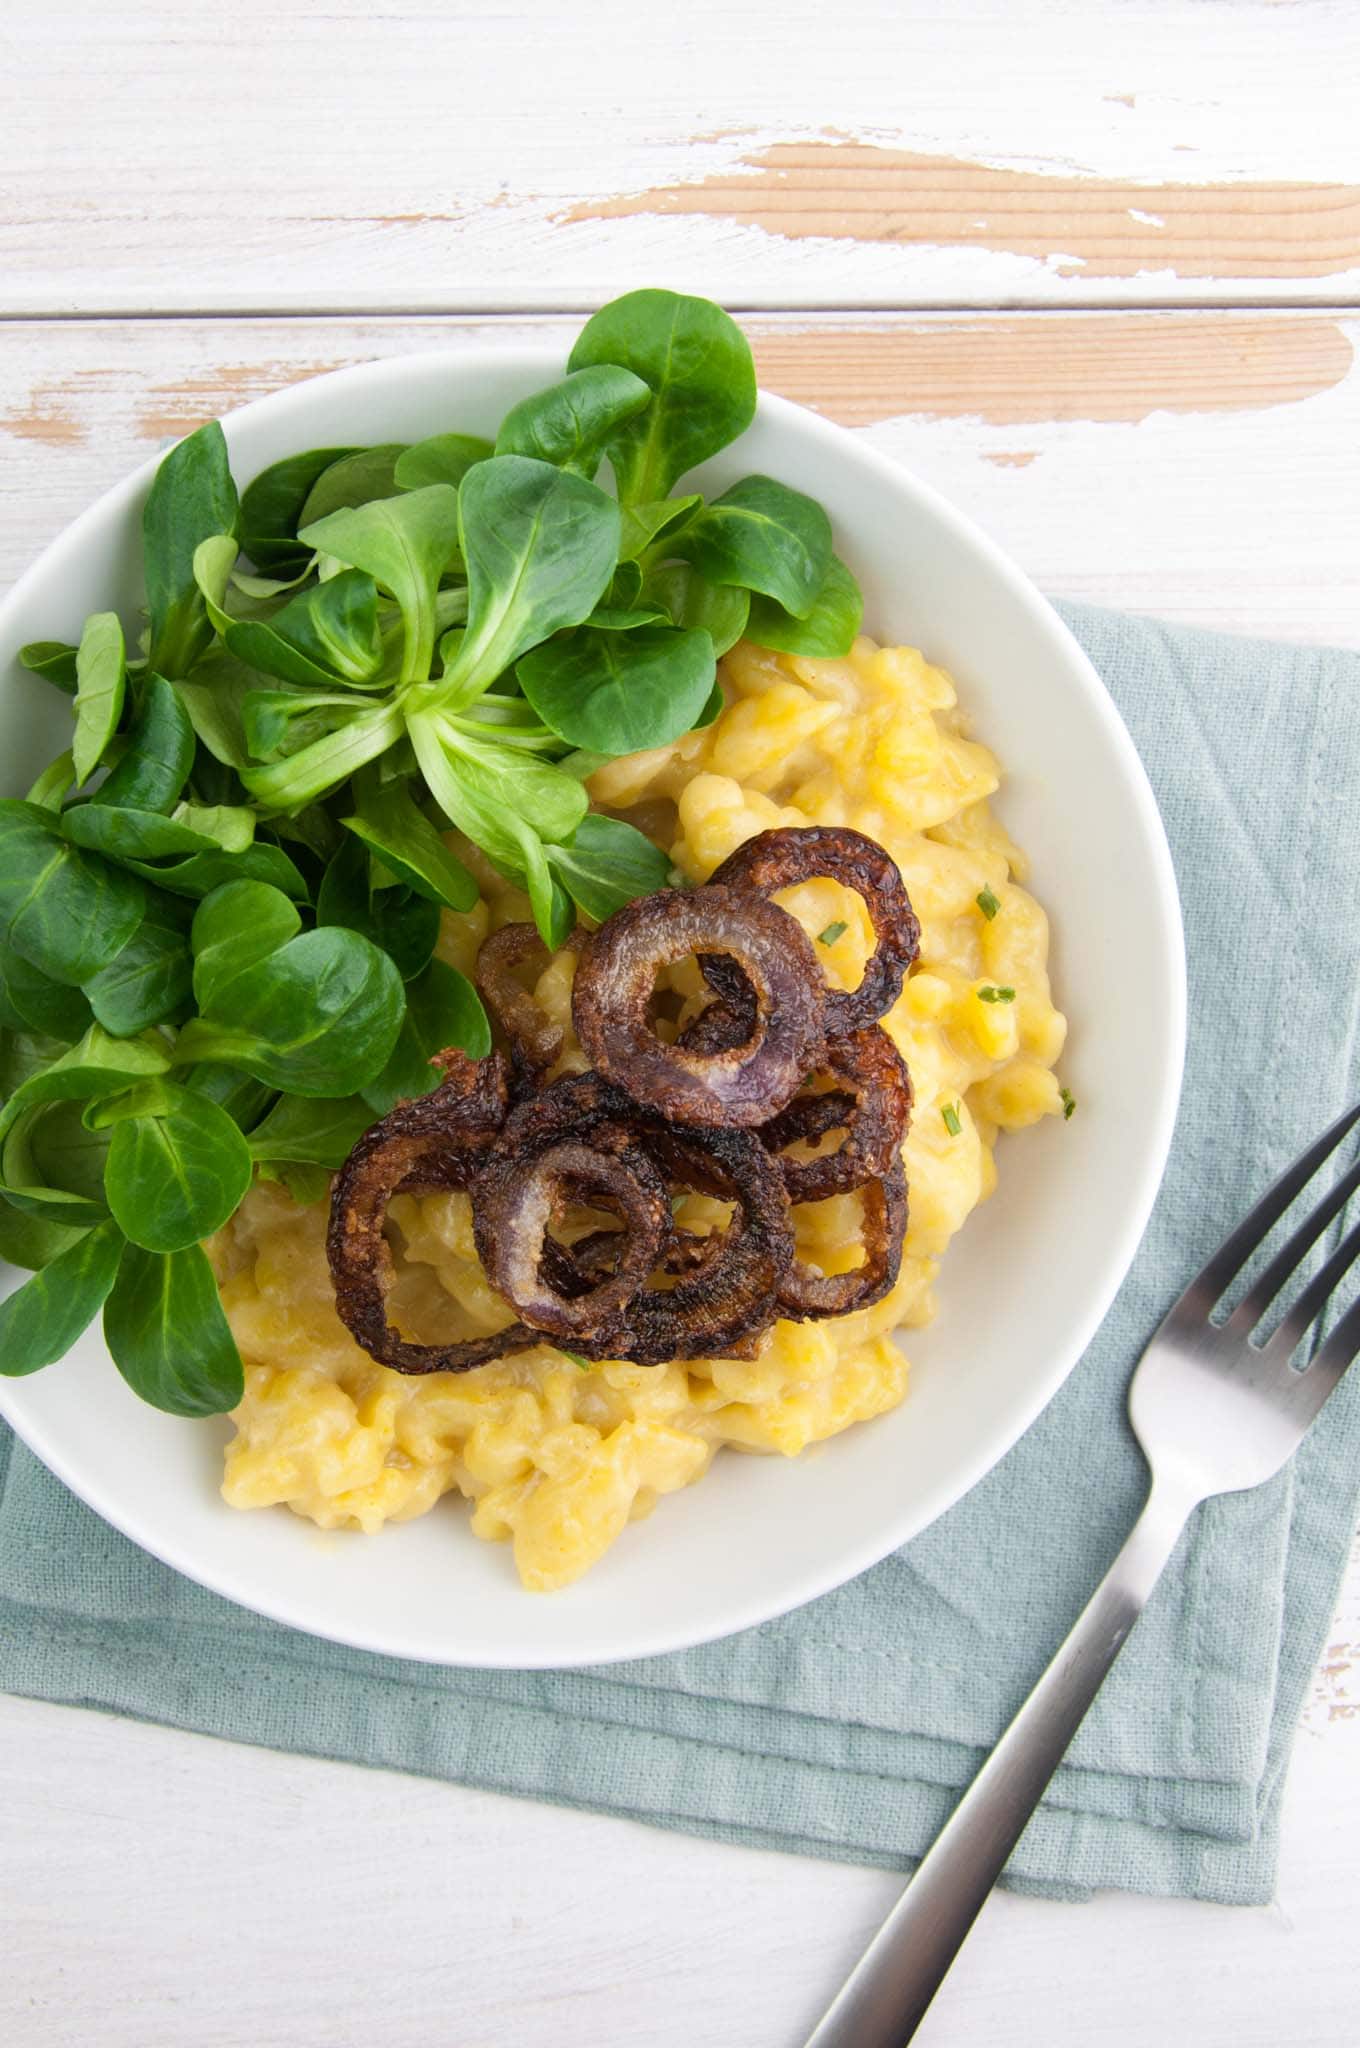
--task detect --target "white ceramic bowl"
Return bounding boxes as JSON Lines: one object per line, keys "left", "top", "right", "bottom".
{"left": 0, "top": 351, "right": 1185, "bottom": 1667}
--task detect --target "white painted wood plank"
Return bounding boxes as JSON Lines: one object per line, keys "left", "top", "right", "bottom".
{"left": 3, "top": 313, "right": 1358, "bottom": 648}
{"left": 3, "top": 1, "right": 1358, "bottom": 314}
{"left": 0, "top": 1692, "right": 1354, "bottom": 2048}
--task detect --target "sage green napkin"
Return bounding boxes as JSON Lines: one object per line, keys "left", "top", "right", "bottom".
{"left": 2, "top": 602, "right": 1357, "bottom": 1905}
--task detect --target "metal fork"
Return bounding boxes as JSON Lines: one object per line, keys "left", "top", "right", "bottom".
{"left": 805, "top": 1100, "right": 1360, "bottom": 2048}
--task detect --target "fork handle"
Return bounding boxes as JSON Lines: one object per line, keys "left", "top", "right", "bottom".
{"left": 803, "top": 1475, "right": 1199, "bottom": 2048}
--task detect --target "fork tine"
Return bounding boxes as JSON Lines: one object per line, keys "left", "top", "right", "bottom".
{"left": 1280, "top": 1284, "right": 1360, "bottom": 1428}
{"left": 1263, "top": 1213, "right": 1360, "bottom": 1360}
{"left": 1229, "top": 1153, "right": 1360, "bottom": 1336}
{"left": 1187, "top": 1100, "right": 1360, "bottom": 1313}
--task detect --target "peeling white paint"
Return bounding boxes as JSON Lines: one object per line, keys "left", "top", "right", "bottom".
{"left": 4, "top": 311, "right": 1359, "bottom": 654}
{"left": 1128, "top": 206, "right": 1168, "bottom": 225}
{"left": 0, "top": 0, "right": 1356, "bottom": 313}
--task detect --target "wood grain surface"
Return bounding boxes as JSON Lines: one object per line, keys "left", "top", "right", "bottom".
{"left": 6, "top": 312, "right": 1359, "bottom": 646}
{"left": 2, "top": 3, "right": 1359, "bottom": 2043}
{"left": 4, "top": 0, "right": 1358, "bottom": 312}
{"left": 572, "top": 143, "right": 1360, "bottom": 282}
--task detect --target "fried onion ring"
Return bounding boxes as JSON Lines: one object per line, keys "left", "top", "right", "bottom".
{"left": 475, "top": 921, "right": 579, "bottom": 1079}
{"left": 759, "top": 1025, "right": 913, "bottom": 1203}
{"left": 705, "top": 825, "right": 920, "bottom": 1036}
{"left": 472, "top": 1127, "right": 671, "bottom": 1342}
{"left": 494, "top": 1074, "right": 794, "bottom": 1361}
{"left": 326, "top": 1049, "right": 538, "bottom": 1374}
{"left": 676, "top": 988, "right": 756, "bottom": 1057}
{"left": 544, "top": 1223, "right": 723, "bottom": 1295}
{"left": 776, "top": 1160, "right": 908, "bottom": 1321}
{"left": 481, "top": 1067, "right": 637, "bottom": 1152}
{"left": 329, "top": 828, "right": 918, "bottom": 1374}
{"left": 618, "top": 1124, "right": 794, "bottom": 1363}
{"left": 572, "top": 886, "right": 823, "bottom": 1127}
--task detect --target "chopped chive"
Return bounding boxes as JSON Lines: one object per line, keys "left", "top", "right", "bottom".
{"left": 817, "top": 919, "right": 848, "bottom": 946}
{"left": 1060, "top": 1087, "right": 1077, "bottom": 1121}
{"left": 976, "top": 887, "right": 1000, "bottom": 921}
{"left": 560, "top": 1349, "right": 592, "bottom": 1371}
{"left": 941, "top": 1101, "right": 962, "bottom": 1137}
{"left": 977, "top": 985, "right": 1016, "bottom": 1004}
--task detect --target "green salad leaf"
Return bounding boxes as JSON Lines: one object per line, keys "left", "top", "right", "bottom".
{"left": 617, "top": 494, "right": 703, "bottom": 564}
{"left": 316, "top": 834, "right": 441, "bottom": 982}
{"left": 189, "top": 880, "right": 303, "bottom": 1011}
{"left": 299, "top": 445, "right": 407, "bottom": 526}
{"left": 25, "top": 751, "right": 77, "bottom": 812}
{"left": 19, "top": 641, "right": 80, "bottom": 693}
{"left": 300, "top": 485, "right": 461, "bottom": 686}
{"left": 495, "top": 365, "right": 651, "bottom": 477}
{"left": 517, "top": 623, "right": 715, "bottom": 754}
{"left": 0, "top": 947, "right": 95, "bottom": 1042}
{"left": 672, "top": 474, "right": 832, "bottom": 617}
{"left": 545, "top": 814, "right": 672, "bottom": 923}
{"left": 239, "top": 446, "right": 357, "bottom": 573}
{"left": 103, "top": 1085, "right": 252, "bottom": 1252}
{"left": 104, "top": 1241, "right": 244, "bottom": 1415}
{"left": 0, "top": 1217, "right": 126, "bottom": 1376}
{"left": 239, "top": 697, "right": 407, "bottom": 812}
{"left": 393, "top": 433, "right": 493, "bottom": 493}
{"left": 227, "top": 567, "right": 385, "bottom": 690}
{"left": 247, "top": 1091, "right": 375, "bottom": 1174}
{"left": 62, "top": 804, "right": 255, "bottom": 863}
{"left": 97, "top": 673, "right": 196, "bottom": 813}
{"left": 361, "top": 958, "right": 490, "bottom": 1114}
{"left": 339, "top": 775, "right": 478, "bottom": 913}
{"left": 435, "top": 456, "right": 620, "bottom": 708}
{"left": 71, "top": 612, "right": 127, "bottom": 785}
{"left": 174, "top": 926, "right": 405, "bottom": 1096}
{"left": 83, "top": 896, "right": 193, "bottom": 1036}
{"left": 746, "top": 554, "right": 863, "bottom": 657}
{"left": 641, "top": 561, "right": 750, "bottom": 657}
{"left": 0, "top": 1198, "right": 87, "bottom": 1274}
{"left": 144, "top": 422, "right": 239, "bottom": 677}
{"left": 567, "top": 288, "right": 756, "bottom": 501}
{"left": 0, "top": 802, "right": 146, "bottom": 986}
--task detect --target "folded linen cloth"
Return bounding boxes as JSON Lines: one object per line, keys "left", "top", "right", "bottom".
{"left": 2, "top": 600, "right": 1357, "bottom": 1907}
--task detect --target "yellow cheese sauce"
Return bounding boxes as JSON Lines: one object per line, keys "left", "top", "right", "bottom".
{"left": 212, "top": 635, "right": 1067, "bottom": 1590}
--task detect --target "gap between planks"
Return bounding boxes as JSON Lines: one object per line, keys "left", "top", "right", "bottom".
{"left": 4, "top": 296, "right": 1360, "bottom": 323}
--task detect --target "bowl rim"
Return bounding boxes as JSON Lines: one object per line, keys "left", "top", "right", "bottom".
{"left": 0, "top": 347, "right": 1186, "bottom": 1666}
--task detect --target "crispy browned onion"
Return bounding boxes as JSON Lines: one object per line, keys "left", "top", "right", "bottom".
{"left": 776, "top": 1160, "right": 908, "bottom": 1321}
{"left": 472, "top": 1126, "right": 671, "bottom": 1343}
{"left": 759, "top": 1025, "right": 913, "bottom": 1203}
{"left": 705, "top": 825, "right": 920, "bottom": 1037}
{"left": 545, "top": 1223, "right": 723, "bottom": 1294}
{"left": 571, "top": 886, "right": 824, "bottom": 1127}
{"left": 676, "top": 988, "right": 756, "bottom": 1057}
{"left": 326, "top": 1050, "right": 541, "bottom": 1374}
{"left": 478, "top": 1067, "right": 636, "bottom": 1151}
{"left": 612, "top": 1124, "right": 794, "bottom": 1363}
{"left": 479, "top": 1074, "right": 793, "bottom": 1362}
{"left": 477, "top": 1072, "right": 675, "bottom": 1346}
{"left": 330, "top": 829, "right": 917, "bottom": 1376}
{"left": 475, "top": 921, "right": 579, "bottom": 1079}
